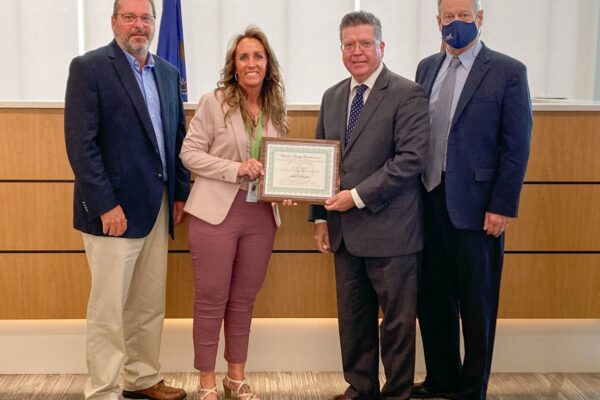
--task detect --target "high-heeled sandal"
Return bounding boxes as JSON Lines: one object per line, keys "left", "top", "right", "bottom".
{"left": 222, "top": 375, "right": 259, "bottom": 400}
{"left": 198, "top": 385, "right": 218, "bottom": 400}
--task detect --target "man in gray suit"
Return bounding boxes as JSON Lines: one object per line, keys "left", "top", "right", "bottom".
{"left": 308, "top": 11, "right": 430, "bottom": 400}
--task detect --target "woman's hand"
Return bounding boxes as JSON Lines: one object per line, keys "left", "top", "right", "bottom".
{"left": 274, "top": 199, "right": 298, "bottom": 207}
{"left": 238, "top": 159, "right": 264, "bottom": 181}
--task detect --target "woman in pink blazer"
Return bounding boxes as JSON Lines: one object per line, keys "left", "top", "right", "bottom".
{"left": 180, "top": 26, "right": 289, "bottom": 400}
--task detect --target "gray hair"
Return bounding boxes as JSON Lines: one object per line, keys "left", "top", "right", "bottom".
{"left": 113, "top": 0, "right": 156, "bottom": 16}
{"left": 339, "top": 11, "right": 382, "bottom": 42}
{"left": 437, "top": 0, "right": 482, "bottom": 13}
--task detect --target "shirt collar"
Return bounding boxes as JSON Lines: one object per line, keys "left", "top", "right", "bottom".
{"left": 350, "top": 62, "right": 384, "bottom": 92}
{"left": 121, "top": 47, "right": 155, "bottom": 72}
{"left": 444, "top": 39, "right": 482, "bottom": 69}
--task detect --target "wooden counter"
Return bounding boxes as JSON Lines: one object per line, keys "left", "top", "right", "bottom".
{"left": 0, "top": 103, "right": 599, "bottom": 319}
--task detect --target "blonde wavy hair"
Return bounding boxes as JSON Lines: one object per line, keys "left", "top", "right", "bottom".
{"left": 216, "top": 25, "right": 288, "bottom": 136}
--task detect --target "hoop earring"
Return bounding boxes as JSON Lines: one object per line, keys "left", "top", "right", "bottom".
{"left": 234, "top": 72, "right": 239, "bottom": 82}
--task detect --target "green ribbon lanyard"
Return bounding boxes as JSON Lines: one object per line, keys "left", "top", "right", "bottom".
{"left": 249, "top": 111, "right": 263, "bottom": 160}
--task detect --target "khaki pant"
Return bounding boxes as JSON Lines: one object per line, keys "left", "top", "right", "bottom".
{"left": 82, "top": 193, "right": 169, "bottom": 400}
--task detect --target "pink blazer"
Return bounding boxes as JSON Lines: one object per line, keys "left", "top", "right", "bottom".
{"left": 180, "top": 90, "right": 281, "bottom": 226}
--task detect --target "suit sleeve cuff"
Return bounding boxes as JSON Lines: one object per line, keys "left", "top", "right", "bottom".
{"left": 351, "top": 188, "right": 365, "bottom": 209}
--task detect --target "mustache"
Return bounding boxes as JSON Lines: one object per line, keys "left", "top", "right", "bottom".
{"left": 128, "top": 28, "right": 149, "bottom": 38}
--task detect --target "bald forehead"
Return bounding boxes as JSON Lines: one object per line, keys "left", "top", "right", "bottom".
{"left": 113, "top": 0, "right": 155, "bottom": 16}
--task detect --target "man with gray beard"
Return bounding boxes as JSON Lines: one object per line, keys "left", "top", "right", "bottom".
{"left": 64, "top": 0, "right": 190, "bottom": 399}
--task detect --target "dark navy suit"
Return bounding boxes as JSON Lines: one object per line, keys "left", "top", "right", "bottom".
{"left": 415, "top": 43, "right": 532, "bottom": 399}
{"left": 65, "top": 40, "right": 190, "bottom": 238}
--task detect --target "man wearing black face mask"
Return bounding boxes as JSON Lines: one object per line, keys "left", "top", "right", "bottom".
{"left": 412, "top": 1, "right": 532, "bottom": 399}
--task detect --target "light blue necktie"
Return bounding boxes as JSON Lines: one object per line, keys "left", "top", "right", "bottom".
{"left": 345, "top": 84, "right": 368, "bottom": 145}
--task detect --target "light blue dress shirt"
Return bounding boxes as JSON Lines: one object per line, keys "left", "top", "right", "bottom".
{"left": 122, "top": 49, "right": 168, "bottom": 181}
{"left": 429, "top": 40, "right": 483, "bottom": 169}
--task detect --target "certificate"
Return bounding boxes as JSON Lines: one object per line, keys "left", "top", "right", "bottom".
{"left": 258, "top": 138, "right": 340, "bottom": 203}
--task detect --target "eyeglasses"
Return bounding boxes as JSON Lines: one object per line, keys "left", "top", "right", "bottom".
{"left": 341, "top": 40, "right": 377, "bottom": 52}
{"left": 115, "top": 13, "right": 156, "bottom": 25}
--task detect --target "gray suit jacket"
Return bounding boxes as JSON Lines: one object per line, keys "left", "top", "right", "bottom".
{"left": 308, "top": 65, "right": 430, "bottom": 257}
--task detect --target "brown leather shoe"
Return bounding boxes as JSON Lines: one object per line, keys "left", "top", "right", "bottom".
{"left": 331, "top": 395, "right": 354, "bottom": 400}
{"left": 122, "top": 380, "right": 187, "bottom": 400}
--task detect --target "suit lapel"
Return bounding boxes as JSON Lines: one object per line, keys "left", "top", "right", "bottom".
{"left": 452, "top": 45, "right": 490, "bottom": 128}
{"left": 343, "top": 67, "right": 388, "bottom": 156}
{"left": 338, "top": 81, "right": 351, "bottom": 153}
{"left": 424, "top": 54, "right": 446, "bottom": 96}
{"left": 229, "top": 108, "right": 248, "bottom": 161}
{"left": 108, "top": 41, "right": 160, "bottom": 153}
{"left": 153, "top": 62, "right": 171, "bottom": 156}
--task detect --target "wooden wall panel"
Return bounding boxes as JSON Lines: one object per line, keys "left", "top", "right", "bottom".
{"left": 3, "top": 110, "right": 600, "bottom": 182}
{"left": 0, "top": 254, "right": 90, "bottom": 319}
{"left": 499, "top": 254, "right": 600, "bottom": 318}
{"left": 0, "top": 109, "right": 317, "bottom": 181}
{"left": 0, "top": 183, "right": 82, "bottom": 250}
{"left": 3, "top": 183, "right": 598, "bottom": 252}
{"left": 1, "top": 107, "right": 599, "bottom": 320}
{"left": 255, "top": 253, "right": 336, "bottom": 317}
{"left": 287, "top": 111, "right": 319, "bottom": 140}
{"left": 164, "top": 254, "right": 194, "bottom": 318}
{"left": 3, "top": 253, "right": 599, "bottom": 319}
{"left": 0, "top": 252, "right": 337, "bottom": 319}
{"left": 0, "top": 109, "right": 72, "bottom": 180}
{"left": 505, "top": 185, "right": 600, "bottom": 251}
{"left": 272, "top": 205, "right": 315, "bottom": 250}
{"left": 526, "top": 112, "right": 600, "bottom": 182}
{"left": 0, "top": 182, "right": 317, "bottom": 252}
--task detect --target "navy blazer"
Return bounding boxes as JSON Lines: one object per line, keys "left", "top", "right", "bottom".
{"left": 65, "top": 40, "right": 190, "bottom": 238}
{"left": 416, "top": 43, "right": 532, "bottom": 230}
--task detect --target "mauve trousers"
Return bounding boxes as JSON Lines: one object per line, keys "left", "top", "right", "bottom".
{"left": 188, "top": 190, "right": 277, "bottom": 371}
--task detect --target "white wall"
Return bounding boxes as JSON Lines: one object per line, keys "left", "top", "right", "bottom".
{"left": 483, "top": 0, "right": 600, "bottom": 100}
{"left": 0, "top": 0, "right": 79, "bottom": 101}
{"left": 0, "top": 0, "right": 598, "bottom": 103}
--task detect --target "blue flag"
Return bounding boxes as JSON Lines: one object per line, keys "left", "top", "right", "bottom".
{"left": 157, "top": 0, "right": 188, "bottom": 101}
